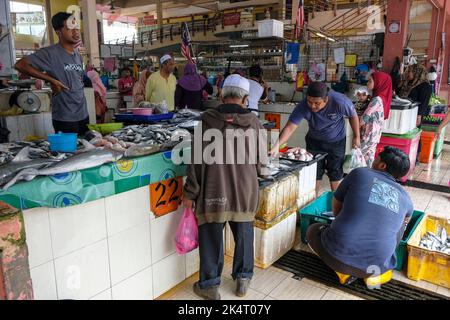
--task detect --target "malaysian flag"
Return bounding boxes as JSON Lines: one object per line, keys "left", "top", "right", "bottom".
{"left": 181, "top": 22, "right": 195, "bottom": 64}
{"left": 294, "top": 0, "right": 305, "bottom": 40}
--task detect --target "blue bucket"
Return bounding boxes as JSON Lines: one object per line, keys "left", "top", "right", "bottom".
{"left": 48, "top": 133, "right": 78, "bottom": 152}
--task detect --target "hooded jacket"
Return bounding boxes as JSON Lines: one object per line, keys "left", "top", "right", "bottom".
{"left": 183, "top": 104, "right": 267, "bottom": 226}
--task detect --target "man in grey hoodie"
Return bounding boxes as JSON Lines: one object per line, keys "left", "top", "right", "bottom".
{"left": 183, "top": 74, "right": 268, "bottom": 300}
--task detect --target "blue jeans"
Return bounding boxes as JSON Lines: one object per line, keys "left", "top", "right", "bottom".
{"left": 198, "top": 221, "right": 254, "bottom": 289}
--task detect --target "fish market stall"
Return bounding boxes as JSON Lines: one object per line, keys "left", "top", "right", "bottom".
{"left": 0, "top": 106, "right": 322, "bottom": 300}
{"left": 0, "top": 116, "right": 199, "bottom": 300}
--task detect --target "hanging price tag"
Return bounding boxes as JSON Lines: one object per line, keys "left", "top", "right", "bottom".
{"left": 150, "top": 177, "right": 183, "bottom": 217}
{"left": 265, "top": 113, "right": 281, "bottom": 130}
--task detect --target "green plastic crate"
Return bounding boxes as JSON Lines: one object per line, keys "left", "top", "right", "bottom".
{"left": 421, "top": 125, "right": 446, "bottom": 157}
{"left": 298, "top": 191, "right": 425, "bottom": 271}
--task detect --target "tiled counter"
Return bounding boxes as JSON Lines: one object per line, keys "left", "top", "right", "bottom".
{"left": 24, "top": 186, "right": 199, "bottom": 300}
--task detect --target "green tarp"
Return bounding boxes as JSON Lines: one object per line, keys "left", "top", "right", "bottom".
{"left": 0, "top": 151, "right": 186, "bottom": 210}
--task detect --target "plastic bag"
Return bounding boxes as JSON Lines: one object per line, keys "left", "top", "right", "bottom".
{"left": 343, "top": 148, "right": 367, "bottom": 174}
{"left": 175, "top": 207, "right": 198, "bottom": 254}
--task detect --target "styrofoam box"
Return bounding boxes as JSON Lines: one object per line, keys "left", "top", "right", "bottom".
{"left": 383, "top": 106, "right": 418, "bottom": 135}
{"left": 297, "top": 189, "right": 316, "bottom": 210}
{"left": 298, "top": 162, "right": 317, "bottom": 197}
{"left": 257, "top": 19, "right": 284, "bottom": 38}
{"left": 225, "top": 211, "right": 297, "bottom": 269}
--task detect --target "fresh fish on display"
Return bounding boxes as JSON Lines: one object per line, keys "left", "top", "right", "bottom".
{"left": 124, "top": 143, "right": 160, "bottom": 158}
{"left": 281, "top": 147, "right": 314, "bottom": 162}
{"left": 419, "top": 227, "right": 450, "bottom": 254}
{"left": 0, "top": 147, "right": 59, "bottom": 187}
{"left": 3, "top": 148, "right": 124, "bottom": 190}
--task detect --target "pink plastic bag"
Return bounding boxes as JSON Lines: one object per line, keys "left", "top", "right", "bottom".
{"left": 175, "top": 207, "right": 198, "bottom": 254}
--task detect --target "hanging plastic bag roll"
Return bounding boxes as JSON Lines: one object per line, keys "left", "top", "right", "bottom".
{"left": 175, "top": 207, "right": 199, "bottom": 254}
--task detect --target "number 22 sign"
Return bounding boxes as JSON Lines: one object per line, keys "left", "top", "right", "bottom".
{"left": 150, "top": 177, "right": 183, "bottom": 217}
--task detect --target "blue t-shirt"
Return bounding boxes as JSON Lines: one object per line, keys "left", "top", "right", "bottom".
{"left": 322, "top": 167, "right": 414, "bottom": 273}
{"left": 289, "top": 91, "right": 356, "bottom": 142}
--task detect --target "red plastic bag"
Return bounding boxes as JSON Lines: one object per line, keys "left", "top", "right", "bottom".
{"left": 175, "top": 207, "right": 198, "bottom": 254}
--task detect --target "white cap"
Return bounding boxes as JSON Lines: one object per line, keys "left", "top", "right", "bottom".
{"left": 223, "top": 74, "right": 250, "bottom": 94}
{"left": 160, "top": 54, "right": 172, "bottom": 65}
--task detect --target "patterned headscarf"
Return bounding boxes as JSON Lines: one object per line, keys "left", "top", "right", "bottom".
{"left": 397, "top": 64, "right": 428, "bottom": 98}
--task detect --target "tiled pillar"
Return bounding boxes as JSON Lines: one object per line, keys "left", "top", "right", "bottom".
{"left": 382, "top": 0, "right": 411, "bottom": 73}
{"left": 0, "top": 202, "right": 33, "bottom": 300}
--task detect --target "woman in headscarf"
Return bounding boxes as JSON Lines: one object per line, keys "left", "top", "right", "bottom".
{"left": 175, "top": 63, "right": 213, "bottom": 110}
{"left": 361, "top": 71, "right": 393, "bottom": 167}
{"left": 397, "top": 64, "right": 432, "bottom": 127}
{"left": 133, "top": 70, "right": 151, "bottom": 108}
{"left": 87, "top": 70, "right": 107, "bottom": 123}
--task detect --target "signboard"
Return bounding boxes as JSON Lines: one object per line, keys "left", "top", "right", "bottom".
{"left": 265, "top": 113, "right": 281, "bottom": 130}
{"left": 223, "top": 13, "right": 241, "bottom": 26}
{"left": 141, "top": 15, "right": 156, "bottom": 26}
{"left": 388, "top": 20, "right": 401, "bottom": 34}
{"left": 334, "top": 48, "right": 345, "bottom": 64}
{"left": 150, "top": 177, "right": 183, "bottom": 217}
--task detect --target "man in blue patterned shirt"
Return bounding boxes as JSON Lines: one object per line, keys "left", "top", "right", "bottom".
{"left": 306, "top": 146, "right": 414, "bottom": 286}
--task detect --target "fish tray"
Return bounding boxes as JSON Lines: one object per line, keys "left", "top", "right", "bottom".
{"left": 407, "top": 215, "right": 450, "bottom": 289}
{"left": 299, "top": 191, "right": 424, "bottom": 271}
{"left": 114, "top": 112, "right": 174, "bottom": 123}
{"left": 280, "top": 151, "right": 327, "bottom": 166}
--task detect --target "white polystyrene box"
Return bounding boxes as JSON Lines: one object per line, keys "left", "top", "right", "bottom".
{"left": 382, "top": 106, "right": 418, "bottom": 135}
{"left": 298, "top": 162, "right": 317, "bottom": 197}
{"left": 297, "top": 189, "right": 316, "bottom": 210}
{"left": 257, "top": 19, "right": 284, "bottom": 38}
{"left": 225, "top": 211, "right": 297, "bottom": 269}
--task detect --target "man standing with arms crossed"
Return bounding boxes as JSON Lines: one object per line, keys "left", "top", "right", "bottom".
{"left": 15, "top": 12, "right": 89, "bottom": 134}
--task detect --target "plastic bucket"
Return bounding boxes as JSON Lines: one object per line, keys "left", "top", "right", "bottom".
{"left": 419, "top": 131, "right": 436, "bottom": 164}
{"left": 48, "top": 133, "right": 78, "bottom": 152}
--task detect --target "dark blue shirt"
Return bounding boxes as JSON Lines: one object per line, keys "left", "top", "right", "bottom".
{"left": 322, "top": 168, "right": 414, "bottom": 273}
{"left": 289, "top": 91, "right": 356, "bottom": 142}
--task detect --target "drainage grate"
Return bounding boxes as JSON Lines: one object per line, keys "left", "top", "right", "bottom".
{"left": 405, "top": 180, "right": 450, "bottom": 194}
{"left": 273, "top": 250, "right": 449, "bottom": 300}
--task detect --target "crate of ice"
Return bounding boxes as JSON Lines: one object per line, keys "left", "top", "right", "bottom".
{"left": 383, "top": 98, "right": 419, "bottom": 135}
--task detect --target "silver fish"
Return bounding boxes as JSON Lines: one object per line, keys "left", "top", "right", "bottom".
{"left": 0, "top": 147, "right": 59, "bottom": 187}
{"left": 124, "top": 143, "right": 160, "bottom": 158}
{"left": 2, "top": 149, "right": 123, "bottom": 190}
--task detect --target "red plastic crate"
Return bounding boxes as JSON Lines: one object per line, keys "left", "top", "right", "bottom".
{"left": 375, "top": 131, "right": 421, "bottom": 183}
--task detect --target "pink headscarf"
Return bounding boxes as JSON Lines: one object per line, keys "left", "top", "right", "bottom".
{"left": 87, "top": 70, "right": 107, "bottom": 103}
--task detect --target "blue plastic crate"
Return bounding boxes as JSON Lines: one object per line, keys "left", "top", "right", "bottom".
{"left": 298, "top": 191, "right": 424, "bottom": 271}
{"left": 114, "top": 112, "right": 174, "bottom": 123}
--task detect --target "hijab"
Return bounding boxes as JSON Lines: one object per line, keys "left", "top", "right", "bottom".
{"left": 178, "top": 63, "right": 206, "bottom": 91}
{"left": 371, "top": 71, "right": 393, "bottom": 120}
{"left": 397, "top": 64, "right": 428, "bottom": 98}
{"left": 87, "top": 70, "right": 106, "bottom": 103}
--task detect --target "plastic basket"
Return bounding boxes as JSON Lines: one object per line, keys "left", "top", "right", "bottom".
{"left": 87, "top": 123, "right": 124, "bottom": 135}
{"left": 407, "top": 215, "right": 450, "bottom": 288}
{"left": 48, "top": 133, "right": 77, "bottom": 152}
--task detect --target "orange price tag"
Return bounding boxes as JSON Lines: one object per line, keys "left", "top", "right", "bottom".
{"left": 265, "top": 113, "right": 281, "bottom": 130}
{"left": 150, "top": 177, "right": 183, "bottom": 217}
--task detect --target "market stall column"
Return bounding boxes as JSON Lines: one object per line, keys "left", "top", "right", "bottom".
{"left": 382, "top": 0, "right": 411, "bottom": 74}
{"left": 80, "top": 0, "right": 100, "bottom": 68}
{"left": 0, "top": 202, "right": 33, "bottom": 300}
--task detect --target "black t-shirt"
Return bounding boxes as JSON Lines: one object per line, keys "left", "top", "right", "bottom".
{"left": 408, "top": 82, "right": 432, "bottom": 116}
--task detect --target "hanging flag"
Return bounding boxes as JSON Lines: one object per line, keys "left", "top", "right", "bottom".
{"left": 294, "top": 0, "right": 305, "bottom": 40}
{"left": 181, "top": 22, "right": 195, "bottom": 64}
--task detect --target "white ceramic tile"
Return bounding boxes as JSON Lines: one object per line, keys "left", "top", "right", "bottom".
{"left": 108, "top": 221, "right": 152, "bottom": 285}
{"left": 23, "top": 207, "right": 53, "bottom": 268}
{"left": 152, "top": 252, "right": 186, "bottom": 298}
{"left": 168, "top": 290, "right": 202, "bottom": 300}
{"left": 436, "top": 286, "right": 450, "bottom": 298}
{"left": 269, "top": 277, "right": 327, "bottom": 300}
{"left": 150, "top": 208, "right": 183, "bottom": 263}
{"left": 105, "top": 186, "right": 152, "bottom": 237}
{"left": 49, "top": 199, "right": 107, "bottom": 258}
{"left": 54, "top": 240, "right": 110, "bottom": 300}
{"left": 112, "top": 267, "right": 153, "bottom": 300}
{"left": 321, "top": 289, "right": 363, "bottom": 300}
{"left": 30, "top": 262, "right": 57, "bottom": 300}
{"left": 250, "top": 267, "right": 289, "bottom": 295}
{"left": 185, "top": 248, "right": 200, "bottom": 278}
{"left": 89, "top": 289, "right": 112, "bottom": 300}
